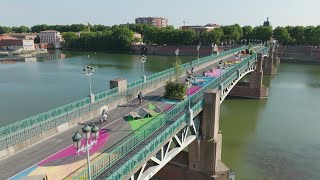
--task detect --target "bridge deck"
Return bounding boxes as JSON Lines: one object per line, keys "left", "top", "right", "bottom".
{"left": 0, "top": 53, "right": 241, "bottom": 180}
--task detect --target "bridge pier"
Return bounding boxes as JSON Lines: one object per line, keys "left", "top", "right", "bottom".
{"left": 263, "top": 48, "right": 277, "bottom": 75}
{"left": 274, "top": 47, "right": 280, "bottom": 65}
{"left": 155, "top": 90, "right": 232, "bottom": 180}
{"left": 228, "top": 53, "right": 268, "bottom": 98}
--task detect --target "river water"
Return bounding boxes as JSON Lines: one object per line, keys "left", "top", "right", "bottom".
{"left": 1, "top": 51, "right": 319, "bottom": 179}
{"left": 221, "top": 63, "right": 320, "bottom": 179}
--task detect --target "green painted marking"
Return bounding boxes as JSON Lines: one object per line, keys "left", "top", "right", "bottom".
{"left": 148, "top": 103, "right": 156, "bottom": 110}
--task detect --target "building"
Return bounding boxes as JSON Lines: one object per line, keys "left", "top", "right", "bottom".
{"left": 181, "top": 23, "right": 220, "bottom": 37}
{"left": 0, "top": 34, "right": 35, "bottom": 50}
{"left": 135, "top": 17, "right": 168, "bottom": 28}
{"left": 39, "top": 30, "right": 63, "bottom": 49}
{"left": 7, "top": 33, "right": 38, "bottom": 40}
{"left": 263, "top": 17, "right": 271, "bottom": 26}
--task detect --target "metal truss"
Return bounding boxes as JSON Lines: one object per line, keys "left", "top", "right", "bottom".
{"left": 128, "top": 115, "right": 200, "bottom": 180}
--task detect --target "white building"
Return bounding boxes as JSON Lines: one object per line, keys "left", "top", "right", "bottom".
{"left": 39, "top": 30, "right": 63, "bottom": 49}
{"left": 22, "top": 40, "right": 35, "bottom": 50}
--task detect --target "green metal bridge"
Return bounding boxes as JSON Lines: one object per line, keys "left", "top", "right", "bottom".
{"left": 0, "top": 44, "right": 270, "bottom": 180}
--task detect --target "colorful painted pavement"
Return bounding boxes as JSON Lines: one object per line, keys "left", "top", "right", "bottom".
{"left": 10, "top": 130, "right": 110, "bottom": 180}
{"left": 10, "top": 103, "right": 170, "bottom": 180}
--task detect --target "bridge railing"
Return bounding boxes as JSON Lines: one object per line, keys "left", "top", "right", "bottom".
{"left": 0, "top": 46, "right": 248, "bottom": 152}
{"left": 72, "top": 47, "right": 266, "bottom": 180}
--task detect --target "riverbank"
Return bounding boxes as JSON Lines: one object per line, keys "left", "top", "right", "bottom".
{"left": 0, "top": 49, "right": 48, "bottom": 60}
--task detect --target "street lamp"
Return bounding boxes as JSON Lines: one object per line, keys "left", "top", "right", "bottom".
{"left": 211, "top": 43, "right": 214, "bottom": 55}
{"left": 175, "top": 48, "right": 179, "bottom": 59}
{"left": 197, "top": 44, "right": 200, "bottom": 59}
{"left": 83, "top": 65, "right": 94, "bottom": 102}
{"left": 185, "top": 76, "right": 192, "bottom": 110}
{"left": 72, "top": 123, "right": 99, "bottom": 180}
{"left": 140, "top": 55, "right": 147, "bottom": 83}
{"left": 185, "top": 76, "right": 193, "bottom": 126}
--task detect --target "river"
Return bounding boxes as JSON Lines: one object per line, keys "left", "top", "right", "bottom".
{"left": 1, "top": 51, "right": 319, "bottom": 179}
{"left": 221, "top": 63, "right": 320, "bottom": 179}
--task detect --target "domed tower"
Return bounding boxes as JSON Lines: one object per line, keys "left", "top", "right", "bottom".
{"left": 263, "top": 17, "right": 271, "bottom": 26}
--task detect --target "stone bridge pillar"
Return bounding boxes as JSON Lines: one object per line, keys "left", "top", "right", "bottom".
{"left": 228, "top": 53, "right": 268, "bottom": 98}
{"left": 188, "top": 90, "right": 229, "bottom": 179}
{"left": 274, "top": 47, "right": 280, "bottom": 65}
{"left": 263, "top": 48, "right": 277, "bottom": 75}
{"left": 154, "top": 90, "right": 231, "bottom": 180}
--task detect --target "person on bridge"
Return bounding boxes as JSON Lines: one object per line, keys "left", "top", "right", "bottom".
{"left": 190, "top": 62, "right": 194, "bottom": 74}
{"left": 101, "top": 109, "right": 108, "bottom": 122}
{"left": 138, "top": 92, "right": 144, "bottom": 106}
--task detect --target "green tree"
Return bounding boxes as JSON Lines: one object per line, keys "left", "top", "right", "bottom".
{"left": 252, "top": 26, "right": 273, "bottom": 42}
{"left": 221, "top": 24, "right": 242, "bottom": 44}
{"left": 31, "top": 24, "right": 48, "bottom": 32}
{"left": 0, "top": 26, "right": 12, "bottom": 34}
{"left": 273, "top": 27, "right": 291, "bottom": 44}
{"left": 62, "top": 32, "right": 79, "bottom": 48}
{"left": 12, "top": 26, "right": 30, "bottom": 33}
{"left": 110, "top": 26, "right": 134, "bottom": 50}
{"left": 304, "top": 26, "right": 316, "bottom": 45}
{"left": 312, "top": 27, "right": 320, "bottom": 46}
{"left": 242, "top": 26, "right": 253, "bottom": 40}
{"left": 290, "top": 26, "right": 305, "bottom": 45}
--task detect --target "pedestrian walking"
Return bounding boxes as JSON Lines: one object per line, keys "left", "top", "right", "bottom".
{"left": 138, "top": 92, "right": 143, "bottom": 106}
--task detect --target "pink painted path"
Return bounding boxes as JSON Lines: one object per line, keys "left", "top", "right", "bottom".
{"left": 38, "top": 130, "right": 109, "bottom": 166}
{"left": 205, "top": 69, "right": 222, "bottom": 77}
{"left": 186, "top": 86, "right": 201, "bottom": 96}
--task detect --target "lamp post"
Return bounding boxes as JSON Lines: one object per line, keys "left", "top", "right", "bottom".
{"left": 185, "top": 76, "right": 193, "bottom": 126}
{"left": 140, "top": 55, "right": 147, "bottom": 83}
{"left": 72, "top": 124, "right": 99, "bottom": 180}
{"left": 211, "top": 43, "right": 214, "bottom": 55}
{"left": 197, "top": 44, "right": 200, "bottom": 59}
{"left": 175, "top": 48, "right": 179, "bottom": 59}
{"left": 185, "top": 77, "right": 191, "bottom": 110}
{"left": 83, "top": 65, "right": 94, "bottom": 102}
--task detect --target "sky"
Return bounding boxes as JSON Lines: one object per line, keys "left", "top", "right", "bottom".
{"left": 1, "top": 0, "right": 319, "bottom": 28}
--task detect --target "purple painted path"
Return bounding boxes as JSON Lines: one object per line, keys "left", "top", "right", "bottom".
{"left": 205, "top": 69, "right": 222, "bottom": 77}
{"left": 186, "top": 86, "right": 201, "bottom": 96}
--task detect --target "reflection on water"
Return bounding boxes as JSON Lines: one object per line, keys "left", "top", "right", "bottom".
{"left": 221, "top": 63, "right": 320, "bottom": 180}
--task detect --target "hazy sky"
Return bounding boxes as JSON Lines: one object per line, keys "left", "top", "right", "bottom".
{"left": 1, "top": 0, "right": 319, "bottom": 28}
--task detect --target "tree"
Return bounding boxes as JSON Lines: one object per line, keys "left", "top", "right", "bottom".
{"left": 110, "top": 26, "right": 134, "bottom": 50}
{"left": 290, "top": 26, "right": 305, "bottom": 45}
{"left": 242, "top": 26, "right": 253, "bottom": 40}
{"left": 312, "top": 27, "right": 320, "bottom": 46}
{"left": 221, "top": 24, "right": 242, "bottom": 44}
{"left": 0, "top": 26, "right": 12, "bottom": 34}
{"left": 31, "top": 24, "right": 48, "bottom": 32}
{"left": 62, "top": 32, "right": 79, "bottom": 48}
{"left": 12, "top": 26, "right": 30, "bottom": 33}
{"left": 252, "top": 26, "right": 272, "bottom": 42}
{"left": 304, "top": 26, "right": 316, "bottom": 45}
{"left": 273, "top": 27, "right": 291, "bottom": 44}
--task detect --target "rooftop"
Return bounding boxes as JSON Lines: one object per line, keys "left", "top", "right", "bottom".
{"left": 8, "top": 33, "right": 39, "bottom": 36}
{"left": 40, "top": 30, "right": 59, "bottom": 32}
{"left": 0, "top": 34, "right": 17, "bottom": 40}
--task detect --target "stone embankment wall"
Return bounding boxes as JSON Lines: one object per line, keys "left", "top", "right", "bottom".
{"left": 277, "top": 46, "right": 320, "bottom": 61}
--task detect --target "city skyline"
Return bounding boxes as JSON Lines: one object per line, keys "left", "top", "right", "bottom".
{"left": 1, "top": 0, "right": 320, "bottom": 28}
